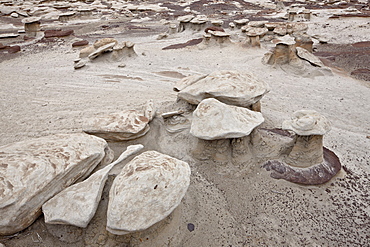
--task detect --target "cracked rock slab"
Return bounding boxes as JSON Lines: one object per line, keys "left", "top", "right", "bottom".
{"left": 107, "top": 151, "right": 191, "bottom": 235}
{"left": 0, "top": 133, "right": 112, "bottom": 235}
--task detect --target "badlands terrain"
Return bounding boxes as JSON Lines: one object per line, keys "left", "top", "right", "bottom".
{"left": 0, "top": 0, "right": 370, "bottom": 246}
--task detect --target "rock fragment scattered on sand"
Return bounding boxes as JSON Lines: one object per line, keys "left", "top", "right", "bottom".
{"left": 42, "top": 145, "right": 143, "bottom": 228}
{"left": 44, "top": 29, "right": 74, "bottom": 38}
{"left": 72, "top": 40, "right": 89, "bottom": 47}
{"left": 107, "top": 151, "right": 191, "bottom": 235}
{"left": 0, "top": 133, "right": 112, "bottom": 235}
{"left": 175, "top": 70, "right": 270, "bottom": 109}
{"left": 190, "top": 98, "right": 264, "bottom": 140}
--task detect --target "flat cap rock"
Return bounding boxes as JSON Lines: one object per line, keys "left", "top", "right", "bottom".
{"left": 83, "top": 110, "right": 150, "bottom": 141}
{"left": 190, "top": 98, "right": 265, "bottom": 140}
{"left": 0, "top": 133, "right": 112, "bottom": 235}
{"left": 42, "top": 145, "right": 143, "bottom": 228}
{"left": 175, "top": 70, "right": 270, "bottom": 108}
{"left": 282, "top": 110, "right": 331, "bottom": 136}
{"left": 106, "top": 151, "right": 191, "bottom": 235}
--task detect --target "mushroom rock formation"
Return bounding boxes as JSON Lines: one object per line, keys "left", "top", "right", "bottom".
{"left": 282, "top": 110, "right": 331, "bottom": 167}
{"left": 273, "top": 24, "right": 288, "bottom": 36}
{"left": 211, "top": 20, "right": 224, "bottom": 27}
{"left": 262, "top": 35, "right": 299, "bottom": 66}
{"left": 177, "top": 15, "right": 194, "bottom": 32}
{"left": 176, "top": 70, "right": 270, "bottom": 110}
{"left": 288, "top": 8, "right": 298, "bottom": 21}
{"left": 247, "top": 21, "right": 268, "bottom": 28}
{"left": 189, "top": 15, "right": 208, "bottom": 31}
{"left": 42, "top": 145, "right": 144, "bottom": 228}
{"left": 190, "top": 98, "right": 264, "bottom": 140}
{"left": 0, "top": 133, "right": 113, "bottom": 236}
{"left": 200, "top": 30, "right": 232, "bottom": 48}
{"left": 106, "top": 151, "right": 190, "bottom": 235}
{"left": 302, "top": 9, "right": 311, "bottom": 21}
{"left": 83, "top": 101, "right": 154, "bottom": 141}
{"left": 22, "top": 16, "right": 41, "bottom": 36}
{"left": 263, "top": 110, "right": 341, "bottom": 185}
{"left": 242, "top": 27, "right": 268, "bottom": 47}
{"left": 294, "top": 34, "right": 313, "bottom": 52}
{"left": 191, "top": 98, "right": 264, "bottom": 165}
{"left": 296, "top": 47, "right": 325, "bottom": 67}
{"left": 234, "top": 18, "right": 249, "bottom": 29}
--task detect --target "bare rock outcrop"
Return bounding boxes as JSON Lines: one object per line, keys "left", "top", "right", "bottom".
{"left": 190, "top": 98, "right": 264, "bottom": 140}
{"left": 0, "top": 133, "right": 113, "bottom": 235}
{"left": 106, "top": 151, "right": 191, "bottom": 235}
{"left": 83, "top": 101, "right": 155, "bottom": 141}
{"left": 42, "top": 145, "right": 143, "bottom": 228}
{"left": 175, "top": 70, "right": 270, "bottom": 110}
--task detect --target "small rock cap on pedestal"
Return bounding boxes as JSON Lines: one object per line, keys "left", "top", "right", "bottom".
{"left": 282, "top": 110, "right": 331, "bottom": 136}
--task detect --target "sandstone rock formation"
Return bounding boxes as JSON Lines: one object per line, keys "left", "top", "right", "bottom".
{"left": 42, "top": 144, "right": 144, "bottom": 228}
{"left": 106, "top": 151, "right": 191, "bottom": 235}
{"left": 84, "top": 101, "right": 155, "bottom": 141}
{"left": 175, "top": 70, "right": 270, "bottom": 109}
{"left": 282, "top": 110, "right": 331, "bottom": 167}
{"left": 0, "top": 133, "right": 112, "bottom": 235}
{"left": 190, "top": 98, "right": 264, "bottom": 140}
{"left": 263, "top": 110, "right": 340, "bottom": 185}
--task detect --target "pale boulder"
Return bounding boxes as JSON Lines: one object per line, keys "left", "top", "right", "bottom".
{"left": 190, "top": 98, "right": 265, "bottom": 140}
{"left": 42, "top": 144, "right": 143, "bottom": 228}
{"left": 83, "top": 110, "right": 150, "bottom": 141}
{"left": 176, "top": 70, "right": 270, "bottom": 108}
{"left": 0, "top": 133, "right": 112, "bottom": 235}
{"left": 107, "top": 151, "right": 191, "bottom": 235}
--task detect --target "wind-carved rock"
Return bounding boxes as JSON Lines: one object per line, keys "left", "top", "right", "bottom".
{"left": 242, "top": 27, "right": 268, "bottom": 47}
{"left": 190, "top": 98, "right": 264, "bottom": 140}
{"left": 262, "top": 35, "right": 331, "bottom": 76}
{"left": 106, "top": 151, "right": 191, "bottom": 235}
{"left": 0, "top": 133, "right": 113, "bottom": 235}
{"left": 76, "top": 38, "right": 137, "bottom": 69}
{"left": 42, "top": 145, "right": 144, "bottom": 228}
{"left": 200, "top": 30, "right": 232, "bottom": 48}
{"left": 22, "top": 16, "right": 41, "bottom": 37}
{"left": 177, "top": 15, "right": 194, "bottom": 32}
{"left": 175, "top": 70, "right": 270, "bottom": 110}
{"left": 190, "top": 98, "right": 264, "bottom": 166}
{"left": 263, "top": 110, "right": 341, "bottom": 185}
{"left": 83, "top": 100, "right": 155, "bottom": 141}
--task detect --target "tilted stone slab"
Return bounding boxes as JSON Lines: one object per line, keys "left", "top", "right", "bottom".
{"left": 0, "top": 133, "right": 112, "bottom": 235}
{"left": 83, "top": 110, "right": 150, "bottom": 141}
{"left": 190, "top": 98, "right": 264, "bottom": 140}
{"left": 106, "top": 151, "right": 191, "bottom": 235}
{"left": 42, "top": 144, "right": 143, "bottom": 228}
{"left": 176, "top": 70, "right": 270, "bottom": 108}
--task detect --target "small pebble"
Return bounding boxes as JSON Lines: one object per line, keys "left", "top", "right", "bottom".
{"left": 187, "top": 223, "right": 195, "bottom": 232}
